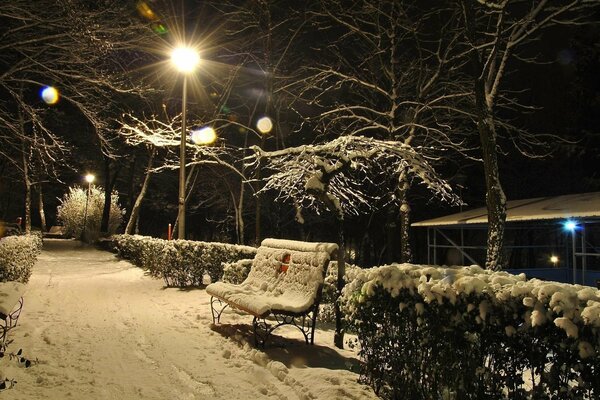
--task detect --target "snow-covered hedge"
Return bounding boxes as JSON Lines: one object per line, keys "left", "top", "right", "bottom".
{"left": 0, "top": 234, "right": 43, "bottom": 283}
{"left": 111, "top": 234, "right": 257, "bottom": 287}
{"left": 341, "top": 263, "right": 600, "bottom": 399}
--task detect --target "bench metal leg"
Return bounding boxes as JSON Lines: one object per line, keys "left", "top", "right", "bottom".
{"left": 253, "top": 306, "right": 319, "bottom": 347}
{"left": 209, "top": 296, "right": 228, "bottom": 324}
{"left": 0, "top": 297, "right": 24, "bottom": 348}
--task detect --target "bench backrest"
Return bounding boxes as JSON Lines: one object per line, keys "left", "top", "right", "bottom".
{"left": 243, "top": 238, "right": 338, "bottom": 302}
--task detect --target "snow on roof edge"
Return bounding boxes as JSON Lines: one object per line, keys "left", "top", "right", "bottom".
{"left": 412, "top": 192, "right": 600, "bottom": 227}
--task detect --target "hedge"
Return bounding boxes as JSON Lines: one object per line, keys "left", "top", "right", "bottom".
{"left": 110, "top": 234, "right": 257, "bottom": 287}
{"left": 0, "top": 234, "right": 43, "bottom": 283}
{"left": 341, "top": 263, "right": 600, "bottom": 400}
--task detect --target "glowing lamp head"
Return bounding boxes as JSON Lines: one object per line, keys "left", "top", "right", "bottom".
{"left": 40, "top": 86, "right": 60, "bottom": 105}
{"left": 256, "top": 116, "right": 273, "bottom": 134}
{"left": 191, "top": 127, "right": 216, "bottom": 145}
{"left": 550, "top": 255, "right": 559, "bottom": 265}
{"left": 171, "top": 47, "right": 200, "bottom": 73}
{"left": 563, "top": 220, "right": 577, "bottom": 232}
{"left": 85, "top": 174, "right": 95, "bottom": 184}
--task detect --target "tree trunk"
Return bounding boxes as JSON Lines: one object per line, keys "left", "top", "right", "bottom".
{"left": 397, "top": 171, "right": 412, "bottom": 263}
{"left": 399, "top": 199, "right": 411, "bottom": 263}
{"left": 125, "top": 147, "right": 155, "bottom": 235}
{"left": 461, "top": 1, "right": 507, "bottom": 270}
{"left": 478, "top": 114, "right": 506, "bottom": 270}
{"left": 123, "top": 154, "right": 138, "bottom": 226}
{"left": 333, "top": 222, "right": 345, "bottom": 349}
{"left": 38, "top": 183, "right": 47, "bottom": 232}
{"left": 101, "top": 156, "right": 121, "bottom": 234}
{"left": 19, "top": 105, "right": 32, "bottom": 235}
{"left": 22, "top": 143, "right": 31, "bottom": 235}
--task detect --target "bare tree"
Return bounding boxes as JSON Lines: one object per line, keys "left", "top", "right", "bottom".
{"left": 210, "top": 0, "right": 313, "bottom": 243}
{"left": 0, "top": 0, "right": 157, "bottom": 232}
{"left": 456, "top": 0, "right": 599, "bottom": 269}
{"left": 292, "top": 0, "right": 473, "bottom": 262}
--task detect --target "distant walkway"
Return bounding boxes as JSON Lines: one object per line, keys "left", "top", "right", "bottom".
{"left": 5, "top": 239, "right": 375, "bottom": 400}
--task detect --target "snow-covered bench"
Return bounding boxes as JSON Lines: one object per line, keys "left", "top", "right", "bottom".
{"left": 206, "top": 238, "right": 338, "bottom": 346}
{"left": 0, "top": 282, "right": 26, "bottom": 348}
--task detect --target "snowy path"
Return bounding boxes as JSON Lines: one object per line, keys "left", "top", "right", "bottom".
{"left": 3, "top": 239, "right": 376, "bottom": 400}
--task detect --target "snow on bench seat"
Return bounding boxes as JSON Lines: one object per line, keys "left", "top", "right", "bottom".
{"left": 207, "top": 238, "right": 338, "bottom": 345}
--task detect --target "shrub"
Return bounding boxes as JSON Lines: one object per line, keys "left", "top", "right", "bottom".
{"left": 0, "top": 234, "right": 42, "bottom": 283}
{"left": 341, "top": 263, "right": 600, "bottom": 399}
{"left": 222, "top": 259, "right": 254, "bottom": 284}
{"left": 111, "top": 234, "right": 257, "bottom": 287}
{"left": 57, "top": 186, "right": 123, "bottom": 242}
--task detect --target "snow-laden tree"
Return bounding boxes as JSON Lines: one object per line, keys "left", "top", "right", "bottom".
{"left": 0, "top": 0, "right": 156, "bottom": 232}
{"left": 248, "top": 135, "right": 460, "bottom": 348}
{"left": 292, "top": 0, "right": 473, "bottom": 262}
{"left": 57, "top": 186, "right": 123, "bottom": 243}
{"left": 118, "top": 112, "right": 248, "bottom": 241}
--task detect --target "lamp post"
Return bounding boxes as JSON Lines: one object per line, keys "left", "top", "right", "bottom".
{"left": 81, "top": 173, "right": 95, "bottom": 241}
{"left": 171, "top": 46, "right": 200, "bottom": 240}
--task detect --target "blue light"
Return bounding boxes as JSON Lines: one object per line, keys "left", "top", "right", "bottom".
{"left": 563, "top": 220, "right": 577, "bottom": 232}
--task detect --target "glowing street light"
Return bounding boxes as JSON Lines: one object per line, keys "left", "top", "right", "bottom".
{"left": 81, "top": 173, "right": 95, "bottom": 242}
{"left": 563, "top": 220, "right": 577, "bottom": 232}
{"left": 563, "top": 219, "right": 578, "bottom": 283}
{"left": 171, "top": 46, "right": 200, "bottom": 240}
{"left": 550, "top": 255, "right": 559, "bottom": 266}
{"left": 171, "top": 47, "right": 200, "bottom": 73}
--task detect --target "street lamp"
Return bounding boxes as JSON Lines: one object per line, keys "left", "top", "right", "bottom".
{"left": 81, "top": 173, "right": 95, "bottom": 242}
{"left": 171, "top": 46, "right": 200, "bottom": 240}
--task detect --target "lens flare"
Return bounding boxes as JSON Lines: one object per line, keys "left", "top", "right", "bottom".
{"left": 191, "top": 127, "right": 216, "bottom": 145}
{"left": 41, "top": 86, "right": 59, "bottom": 105}
{"left": 257, "top": 116, "right": 273, "bottom": 134}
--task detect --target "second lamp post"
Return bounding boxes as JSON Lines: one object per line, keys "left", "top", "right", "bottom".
{"left": 171, "top": 46, "right": 200, "bottom": 240}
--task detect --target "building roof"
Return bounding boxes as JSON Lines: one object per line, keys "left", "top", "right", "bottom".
{"left": 412, "top": 192, "right": 600, "bottom": 227}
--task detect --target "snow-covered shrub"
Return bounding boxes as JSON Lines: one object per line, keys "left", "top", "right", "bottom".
{"left": 222, "top": 259, "right": 254, "bottom": 284}
{"left": 317, "top": 261, "right": 364, "bottom": 323}
{"left": 0, "top": 234, "right": 42, "bottom": 283}
{"left": 341, "top": 263, "right": 600, "bottom": 399}
{"left": 111, "top": 234, "right": 257, "bottom": 287}
{"left": 57, "top": 186, "right": 123, "bottom": 242}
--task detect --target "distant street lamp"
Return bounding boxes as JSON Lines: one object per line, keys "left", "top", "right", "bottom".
{"left": 81, "top": 173, "right": 95, "bottom": 241}
{"left": 171, "top": 46, "right": 200, "bottom": 240}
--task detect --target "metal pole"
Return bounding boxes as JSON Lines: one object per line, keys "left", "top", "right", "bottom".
{"left": 82, "top": 183, "right": 91, "bottom": 241}
{"left": 178, "top": 76, "right": 188, "bottom": 240}
{"left": 427, "top": 227, "right": 431, "bottom": 265}
{"left": 572, "top": 230, "right": 577, "bottom": 284}
{"left": 581, "top": 223, "right": 587, "bottom": 286}
{"left": 433, "top": 228, "right": 438, "bottom": 265}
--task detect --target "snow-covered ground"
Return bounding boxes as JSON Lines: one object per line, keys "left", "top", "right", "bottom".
{"left": 2, "top": 239, "right": 376, "bottom": 399}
